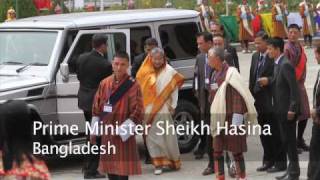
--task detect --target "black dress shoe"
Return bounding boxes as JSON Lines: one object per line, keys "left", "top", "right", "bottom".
{"left": 282, "top": 177, "right": 299, "bottom": 180}
{"left": 276, "top": 173, "right": 299, "bottom": 180}
{"left": 84, "top": 172, "right": 106, "bottom": 179}
{"left": 267, "top": 166, "right": 287, "bottom": 173}
{"left": 195, "top": 153, "right": 204, "bottom": 160}
{"left": 202, "top": 167, "right": 215, "bottom": 176}
{"left": 194, "top": 149, "right": 205, "bottom": 160}
{"left": 257, "top": 162, "right": 274, "bottom": 172}
{"left": 275, "top": 171, "right": 288, "bottom": 180}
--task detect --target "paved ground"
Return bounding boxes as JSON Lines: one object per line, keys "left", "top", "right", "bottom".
{"left": 48, "top": 48, "right": 318, "bottom": 180}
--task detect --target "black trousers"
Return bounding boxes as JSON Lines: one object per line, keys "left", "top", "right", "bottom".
{"left": 307, "top": 123, "right": 320, "bottom": 180}
{"left": 278, "top": 118, "right": 300, "bottom": 178}
{"left": 197, "top": 98, "right": 214, "bottom": 167}
{"left": 257, "top": 112, "right": 278, "bottom": 164}
{"left": 304, "top": 34, "right": 313, "bottom": 46}
{"left": 108, "top": 174, "right": 128, "bottom": 180}
{"left": 83, "top": 110, "right": 101, "bottom": 175}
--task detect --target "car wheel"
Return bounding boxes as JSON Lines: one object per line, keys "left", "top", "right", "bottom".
{"left": 173, "top": 100, "right": 200, "bottom": 154}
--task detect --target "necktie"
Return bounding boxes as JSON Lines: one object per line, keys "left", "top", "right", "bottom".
{"left": 256, "top": 55, "right": 264, "bottom": 80}
{"left": 314, "top": 70, "right": 320, "bottom": 107}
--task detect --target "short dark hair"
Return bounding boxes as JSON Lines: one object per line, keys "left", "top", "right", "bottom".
{"left": 113, "top": 51, "right": 129, "bottom": 61}
{"left": 255, "top": 31, "right": 269, "bottom": 41}
{"left": 288, "top": 24, "right": 301, "bottom": 31}
{"left": 92, "top": 34, "right": 108, "bottom": 49}
{"left": 213, "top": 34, "right": 224, "bottom": 40}
{"left": 267, "top": 37, "right": 284, "bottom": 53}
{"left": 196, "top": 32, "right": 213, "bottom": 42}
{"left": 145, "top": 37, "right": 158, "bottom": 46}
{"left": 213, "top": 23, "right": 225, "bottom": 32}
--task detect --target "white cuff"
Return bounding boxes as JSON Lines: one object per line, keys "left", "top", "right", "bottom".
{"left": 232, "top": 113, "right": 244, "bottom": 126}
{"left": 118, "top": 119, "right": 136, "bottom": 142}
{"left": 90, "top": 116, "right": 100, "bottom": 136}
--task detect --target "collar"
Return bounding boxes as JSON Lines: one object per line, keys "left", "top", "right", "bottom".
{"left": 94, "top": 49, "right": 104, "bottom": 57}
{"left": 259, "top": 51, "right": 268, "bottom": 58}
{"left": 275, "top": 54, "right": 284, "bottom": 64}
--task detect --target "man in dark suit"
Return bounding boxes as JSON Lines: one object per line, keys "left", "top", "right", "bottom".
{"left": 262, "top": 37, "right": 300, "bottom": 180}
{"left": 193, "top": 32, "right": 214, "bottom": 176}
{"left": 249, "top": 32, "right": 279, "bottom": 172}
{"left": 212, "top": 34, "right": 240, "bottom": 71}
{"left": 131, "top": 38, "right": 158, "bottom": 78}
{"left": 308, "top": 45, "right": 320, "bottom": 180}
{"left": 76, "top": 34, "right": 112, "bottom": 179}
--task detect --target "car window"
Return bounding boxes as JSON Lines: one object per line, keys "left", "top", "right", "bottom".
{"left": 130, "top": 26, "right": 152, "bottom": 62}
{"left": 67, "top": 33, "right": 127, "bottom": 74}
{"left": 158, "top": 22, "right": 198, "bottom": 61}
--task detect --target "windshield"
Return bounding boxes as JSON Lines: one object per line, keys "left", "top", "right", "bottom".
{"left": 0, "top": 31, "right": 58, "bottom": 66}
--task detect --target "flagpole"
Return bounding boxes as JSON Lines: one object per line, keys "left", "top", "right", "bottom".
{"left": 226, "top": 0, "right": 229, "bottom": 16}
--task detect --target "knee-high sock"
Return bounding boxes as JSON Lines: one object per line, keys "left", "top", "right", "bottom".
{"left": 214, "top": 151, "right": 225, "bottom": 180}
{"left": 233, "top": 153, "right": 246, "bottom": 179}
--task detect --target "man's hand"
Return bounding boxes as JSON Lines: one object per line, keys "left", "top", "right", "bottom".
{"left": 168, "top": 105, "right": 175, "bottom": 116}
{"left": 287, "top": 111, "right": 296, "bottom": 121}
{"left": 311, "top": 108, "right": 317, "bottom": 121}
{"left": 258, "top": 77, "right": 269, "bottom": 87}
{"left": 90, "top": 135, "right": 96, "bottom": 145}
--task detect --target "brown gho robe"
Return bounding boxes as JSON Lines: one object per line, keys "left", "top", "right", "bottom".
{"left": 92, "top": 74, "right": 144, "bottom": 176}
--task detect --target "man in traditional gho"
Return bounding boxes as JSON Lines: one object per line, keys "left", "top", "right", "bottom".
{"left": 271, "top": 0, "right": 289, "bottom": 38}
{"left": 136, "top": 47, "right": 184, "bottom": 175}
{"left": 5, "top": 7, "right": 16, "bottom": 22}
{"left": 91, "top": 51, "right": 144, "bottom": 180}
{"left": 197, "top": 0, "right": 216, "bottom": 32}
{"left": 237, "top": 0, "right": 254, "bottom": 53}
{"left": 208, "top": 47, "right": 258, "bottom": 180}
{"left": 299, "top": 0, "right": 315, "bottom": 48}
{"left": 284, "top": 24, "right": 311, "bottom": 154}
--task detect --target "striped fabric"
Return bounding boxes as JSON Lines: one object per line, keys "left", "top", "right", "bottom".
{"left": 284, "top": 43, "right": 311, "bottom": 121}
{"left": 213, "top": 85, "right": 248, "bottom": 154}
{"left": 92, "top": 74, "right": 144, "bottom": 176}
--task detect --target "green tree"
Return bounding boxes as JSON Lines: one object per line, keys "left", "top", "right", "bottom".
{"left": 0, "top": 0, "right": 37, "bottom": 22}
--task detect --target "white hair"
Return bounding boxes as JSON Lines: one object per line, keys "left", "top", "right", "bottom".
{"left": 150, "top": 47, "right": 165, "bottom": 57}
{"left": 208, "top": 47, "right": 224, "bottom": 61}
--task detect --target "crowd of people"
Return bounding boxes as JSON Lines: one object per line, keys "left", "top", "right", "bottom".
{"left": 0, "top": 21, "right": 320, "bottom": 180}
{"left": 198, "top": 0, "right": 320, "bottom": 52}
{"left": 75, "top": 23, "right": 319, "bottom": 180}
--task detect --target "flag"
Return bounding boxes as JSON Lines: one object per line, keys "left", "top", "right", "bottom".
{"left": 33, "top": 0, "right": 51, "bottom": 11}
{"left": 212, "top": 0, "right": 221, "bottom": 4}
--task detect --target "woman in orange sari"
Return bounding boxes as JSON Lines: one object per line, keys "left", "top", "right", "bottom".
{"left": 136, "top": 48, "right": 184, "bottom": 175}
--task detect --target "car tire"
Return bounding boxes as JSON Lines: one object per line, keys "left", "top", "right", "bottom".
{"left": 173, "top": 100, "right": 200, "bottom": 154}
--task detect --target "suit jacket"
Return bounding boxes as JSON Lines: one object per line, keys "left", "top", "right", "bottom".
{"left": 76, "top": 50, "right": 112, "bottom": 111}
{"left": 131, "top": 52, "right": 147, "bottom": 78}
{"left": 313, "top": 70, "right": 320, "bottom": 117}
{"left": 225, "top": 45, "right": 240, "bottom": 72}
{"left": 271, "top": 55, "right": 300, "bottom": 119}
{"left": 249, "top": 52, "right": 274, "bottom": 113}
{"left": 193, "top": 53, "right": 213, "bottom": 115}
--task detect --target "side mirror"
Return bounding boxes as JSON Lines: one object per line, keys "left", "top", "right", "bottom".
{"left": 60, "top": 63, "right": 69, "bottom": 82}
